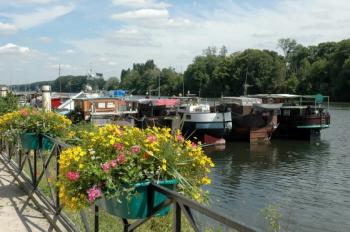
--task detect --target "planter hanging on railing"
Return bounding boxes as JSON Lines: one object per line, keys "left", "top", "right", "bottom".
{"left": 20, "top": 133, "right": 54, "bottom": 151}
{"left": 20, "top": 132, "right": 40, "bottom": 150}
{"left": 97, "top": 179, "right": 177, "bottom": 219}
{"left": 41, "top": 136, "right": 54, "bottom": 151}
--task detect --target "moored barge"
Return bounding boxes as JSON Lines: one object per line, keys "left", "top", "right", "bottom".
{"left": 220, "top": 96, "right": 282, "bottom": 143}
{"left": 249, "top": 94, "right": 330, "bottom": 139}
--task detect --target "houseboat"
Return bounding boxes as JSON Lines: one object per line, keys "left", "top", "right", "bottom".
{"left": 220, "top": 97, "right": 282, "bottom": 143}
{"left": 72, "top": 97, "right": 137, "bottom": 125}
{"left": 135, "top": 98, "right": 179, "bottom": 129}
{"left": 177, "top": 97, "right": 232, "bottom": 142}
{"left": 248, "top": 94, "right": 330, "bottom": 139}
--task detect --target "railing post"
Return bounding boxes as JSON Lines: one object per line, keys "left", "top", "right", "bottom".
{"left": 173, "top": 202, "right": 181, "bottom": 232}
{"left": 56, "top": 145, "right": 60, "bottom": 209}
{"left": 33, "top": 149, "right": 37, "bottom": 186}
{"left": 94, "top": 205, "right": 99, "bottom": 232}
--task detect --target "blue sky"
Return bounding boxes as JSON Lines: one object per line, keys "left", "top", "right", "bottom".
{"left": 0, "top": 0, "right": 350, "bottom": 85}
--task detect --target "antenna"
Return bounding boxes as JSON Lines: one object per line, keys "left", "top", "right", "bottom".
{"left": 59, "top": 64, "right": 62, "bottom": 92}
{"left": 158, "top": 75, "right": 160, "bottom": 98}
{"left": 181, "top": 66, "right": 184, "bottom": 97}
{"left": 243, "top": 68, "right": 252, "bottom": 96}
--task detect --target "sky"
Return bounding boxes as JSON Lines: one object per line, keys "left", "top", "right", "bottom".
{"left": 0, "top": 0, "right": 350, "bottom": 85}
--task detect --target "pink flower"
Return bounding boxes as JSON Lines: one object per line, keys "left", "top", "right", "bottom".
{"left": 101, "top": 162, "right": 110, "bottom": 172}
{"left": 113, "top": 143, "right": 124, "bottom": 151}
{"left": 191, "top": 142, "right": 197, "bottom": 148}
{"left": 66, "top": 171, "right": 80, "bottom": 182}
{"left": 176, "top": 134, "right": 184, "bottom": 143}
{"left": 147, "top": 134, "right": 157, "bottom": 143}
{"left": 130, "top": 145, "right": 141, "bottom": 154}
{"left": 87, "top": 186, "right": 102, "bottom": 203}
{"left": 109, "top": 160, "right": 117, "bottom": 168}
{"left": 20, "top": 109, "right": 29, "bottom": 117}
{"left": 117, "top": 154, "right": 126, "bottom": 164}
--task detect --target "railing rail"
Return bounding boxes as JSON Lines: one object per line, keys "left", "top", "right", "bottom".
{"left": 0, "top": 135, "right": 255, "bottom": 232}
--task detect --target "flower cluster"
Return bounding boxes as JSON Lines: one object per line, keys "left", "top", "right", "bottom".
{"left": 0, "top": 108, "right": 71, "bottom": 140}
{"left": 57, "top": 124, "right": 214, "bottom": 210}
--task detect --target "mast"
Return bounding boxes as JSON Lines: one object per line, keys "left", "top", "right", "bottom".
{"left": 59, "top": 64, "right": 62, "bottom": 92}
{"left": 243, "top": 68, "right": 251, "bottom": 96}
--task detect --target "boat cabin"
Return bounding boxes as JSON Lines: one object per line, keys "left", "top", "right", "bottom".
{"left": 73, "top": 97, "right": 137, "bottom": 121}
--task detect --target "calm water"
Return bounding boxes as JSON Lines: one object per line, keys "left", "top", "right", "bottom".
{"left": 205, "top": 103, "right": 350, "bottom": 232}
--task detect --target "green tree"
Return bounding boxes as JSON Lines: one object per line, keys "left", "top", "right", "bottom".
{"left": 0, "top": 92, "right": 18, "bottom": 116}
{"left": 104, "top": 77, "right": 120, "bottom": 90}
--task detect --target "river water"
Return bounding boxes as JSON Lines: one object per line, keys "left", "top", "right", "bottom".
{"left": 205, "top": 103, "right": 350, "bottom": 232}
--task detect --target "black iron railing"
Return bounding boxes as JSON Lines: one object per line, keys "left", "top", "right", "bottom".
{"left": 0, "top": 135, "right": 255, "bottom": 232}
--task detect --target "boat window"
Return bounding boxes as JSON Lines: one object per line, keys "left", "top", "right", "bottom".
{"left": 107, "top": 102, "right": 115, "bottom": 108}
{"left": 97, "top": 102, "right": 106, "bottom": 108}
{"left": 283, "top": 109, "right": 290, "bottom": 116}
{"left": 186, "top": 115, "right": 191, "bottom": 120}
{"left": 262, "top": 112, "right": 270, "bottom": 117}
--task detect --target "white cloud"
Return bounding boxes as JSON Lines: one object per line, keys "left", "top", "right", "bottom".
{"left": 47, "top": 64, "right": 72, "bottom": 69}
{"left": 0, "top": 43, "right": 30, "bottom": 54}
{"left": 1, "top": 4, "right": 74, "bottom": 29}
{"left": 0, "top": 22, "right": 17, "bottom": 35}
{"left": 5, "top": 0, "right": 55, "bottom": 4}
{"left": 63, "top": 49, "right": 76, "bottom": 54}
{"left": 38, "top": 36, "right": 52, "bottom": 43}
{"left": 111, "top": 8, "right": 193, "bottom": 29}
{"left": 111, "top": 8, "right": 168, "bottom": 20}
{"left": 107, "top": 28, "right": 159, "bottom": 46}
{"left": 111, "top": 0, "right": 170, "bottom": 9}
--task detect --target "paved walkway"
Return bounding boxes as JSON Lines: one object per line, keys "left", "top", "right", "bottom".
{"left": 0, "top": 160, "right": 54, "bottom": 232}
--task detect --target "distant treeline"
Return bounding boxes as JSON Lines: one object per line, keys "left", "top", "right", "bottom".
{"left": 10, "top": 38, "right": 350, "bottom": 101}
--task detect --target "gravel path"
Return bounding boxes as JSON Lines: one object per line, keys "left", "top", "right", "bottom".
{"left": 0, "top": 160, "right": 54, "bottom": 232}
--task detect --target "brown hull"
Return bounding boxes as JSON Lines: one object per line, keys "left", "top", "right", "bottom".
{"left": 226, "top": 114, "right": 278, "bottom": 143}
{"left": 274, "top": 113, "right": 330, "bottom": 139}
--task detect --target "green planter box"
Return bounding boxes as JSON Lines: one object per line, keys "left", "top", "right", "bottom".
{"left": 20, "top": 133, "right": 39, "bottom": 150}
{"left": 97, "top": 179, "right": 177, "bottom": 219}
{"left": 41, "top": 136, "right": 54, "bottom": 151}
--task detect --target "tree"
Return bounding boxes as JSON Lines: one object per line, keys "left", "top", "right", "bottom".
{"left": 104, "top": 77, "right": 120, "bottom": 90}
{"left": 277, "top": 38, "right": 297, "bottom": 58}
{"left": 0, "top": 92, "right": 18, "bottom": 116}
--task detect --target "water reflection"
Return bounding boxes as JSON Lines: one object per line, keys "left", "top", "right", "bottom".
{"left": 201, "top": 106, "right": 350, "bottom": 231}
{"left": 204, "top": 137, "right": 350, "bottom": 232}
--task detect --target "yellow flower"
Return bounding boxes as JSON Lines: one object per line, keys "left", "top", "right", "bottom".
{"left": 161, "top": 163, "right": 167, "bottom": 171}
{"left": 201, "top": 176, "right": 211, "bottom": 185}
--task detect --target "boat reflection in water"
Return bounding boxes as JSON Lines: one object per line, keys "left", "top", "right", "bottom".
{"left": 204, "top": 139, "right": 334, "bottom": 232}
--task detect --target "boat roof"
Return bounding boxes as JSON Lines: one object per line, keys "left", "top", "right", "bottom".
{"left": 281, "top": 105, "right": 309, "bottom": 109}
{"left": 248, "top": 94, "right": 330, "bottom": 99}
{"left": 248, "top": 94, "right": 301, "bottom": 98}
{"left": 138, "top": 98, "right": 179, "bottom": 107}
{"left": 253, "top": 103, "right": 283, "bottom": 110}
{"left": 221, "top": 96, "right": 262, "bottom": 106}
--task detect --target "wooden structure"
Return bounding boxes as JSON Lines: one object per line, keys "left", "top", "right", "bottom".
{"left": 73, "top": 97, "right": 137, "bottom": 122}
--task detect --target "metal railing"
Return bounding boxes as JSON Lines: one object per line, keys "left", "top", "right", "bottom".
{"left": 0, "top": 135, "right": 255, "bottom": 232}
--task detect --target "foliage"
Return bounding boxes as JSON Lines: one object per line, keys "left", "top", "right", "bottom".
{"left": 120, "top": 60, "right": 183, "bottom": 96}
{"left": 11, "top": 75, "right": 111, "bottom": 93}
{"left": 58, "top": 124, "right": 214, "bottom": 210}
{"left": 261, "top": 204, "right": 282, "bottom": 232}
{"left": 0, "top": 92, "right": 19, "bottom": 116}
{"left": 0, "top": 108, "right": 72, "bottom": 140}
{"left": 104, "top": 77, "right": 120, "bottom": 90}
